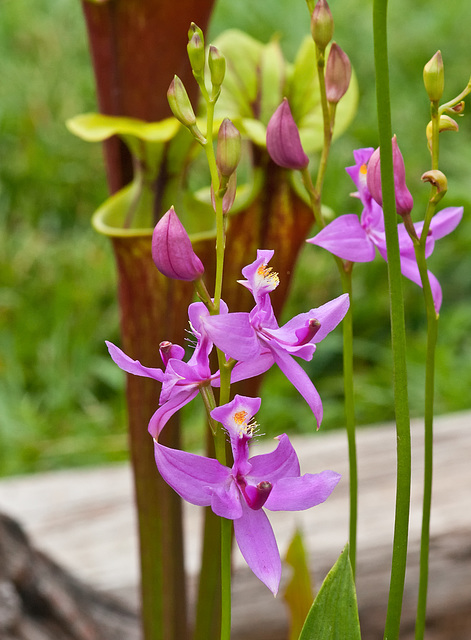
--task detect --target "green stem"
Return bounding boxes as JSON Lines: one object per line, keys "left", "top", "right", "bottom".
{"left": 203, "top": 88, "right": 233, "bottom": 640}
{"left": 414, "top": 247, "right": 438, "bottom": 640}
{"left": 301, "top": 172, "right": 358, "bottom": 577}
{"left": 414, "top": 98, "right": 441, "bottom": 640}
{"left": 339, "top": 267, "right": 357, "bottom": 577}
{"left": 373, "top": 2, "right": 412, "bottom": 639}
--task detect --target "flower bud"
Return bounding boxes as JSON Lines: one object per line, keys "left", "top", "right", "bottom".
{"left": 216, "top": 118, "right": 241, "bottom": 178}
{"left": 325, "top": 43, "right": 351, "bottom": 104}
{"left": 211, "top": 172, "right": 237, "bottom": 214}
{"left": 188, "top": 22, "right": 204, "bottom": 44}
{"left": 266, "top": 98, "right": 309, "bottom": 170}
{"left": 311, "top": 0, "right": 334, "bottom": 51}
{"left": 187, "top": 32, "right": 205, "bottom": 78}
{"left": 167, "top": 75, "right": 196, "bottom": 127}
{"left": 208, "top": 45, "right": 226, "bottom": 88}
{"left": 366, "top": 136, "right": 414, "bottom": 217}
{"left": 152, "top": 206, "right": 204, "bottom": 281}
{"left": 423, "top": 51, "right": 444, "bottom": 102}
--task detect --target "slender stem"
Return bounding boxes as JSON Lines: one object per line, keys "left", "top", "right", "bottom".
{"left": 203, "top": 96, "right": 225, "bottom": 311}
{"left": 414, "top": 247, "right": 438, "bottom": 640}
{"left": 202, "top": 88, "right": 233, "bottom": 640}
{"left": 373, "top": 2, "right": 412, "bottom": 639}
{"left": 301, "top": 171, "right": 358, "bottom": 576}
{"left": 414, "top": 97, "right": 441, "bottom": 640}
{"left": 339, "top": 267, "right": 357, "bottom": 577}
{"left": 314, "top": 47, "right": 335, "bottom": 197}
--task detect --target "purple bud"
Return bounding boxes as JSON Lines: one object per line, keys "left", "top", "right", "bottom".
{"left": 211, "top": 172, "right": 237, "bottom": 214}
{"left": 366, "top": 136, "right": 414, "bottom": 217}
{"left": 266, "top": 98, "right": 309, "bottom": 170}
{"left": 325, "top": 43, "right": 351, "bottom": 104}
{"left": 152, "top": 206, "right": 204, "bottom": 281}
{"left": 216, "top": 118, "right": 241, "bottom": 178}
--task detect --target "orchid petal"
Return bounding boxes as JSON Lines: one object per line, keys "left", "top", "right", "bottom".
{"left": 228, "top": 351, "right": 275, "bottom": 384}
{"left": 148, "top": 387, "right": 199, "bottom": 437}
{"left": 429, "top": 206, "right": 463, "bottom": 239}
{"left": 308, "top": 215, "right": 376, "bottom": 262}
{"left": 153, "top": 441, "right": 230, "bottom": 506}
{"left": 248, "top": 434, "right": 300, "bottom": 482}
{"left": 279, "top": 293, "right": 349, "bottom": 346}
{"left": 202, "top": 312, "right": 262, "bottom": 360}
{"left": 271, "top": 348, "right": 323, "bottom": 428}
{"left": 399, "top": 256, "right": 443, "bottom": 312}
{"left": 106, "top": 341, "right": 164, "bottom": 381}
{"left": 264, "top": 470, "right": 341, "bottom": 511}
{"left": 233, "top": 501, "right": 281, "bottom": 595}
{"left": 211, "top": 478, "right": 243, "bottom": 520}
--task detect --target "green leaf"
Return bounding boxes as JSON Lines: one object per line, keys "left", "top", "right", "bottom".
{"left": 283, "top": 530, "right": 314, "bottom": 640}
{"left": 298, "top": 544, "right": 361, "bottom": 640}
{"left": 212, "top": 30, "right": 263, "bottom": 119}
{"left": 91, "top": 181, "right": 155, "bottom": 236}
{"left": 259, "top": 38, "right": 286, "bottom": 124}
{"left": 66, "top": 113, "right": 180, "bottom": 143}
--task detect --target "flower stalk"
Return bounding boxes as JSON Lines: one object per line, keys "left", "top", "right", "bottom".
{"left": 373, "top": 2, "right": 412, "bottom": 638}
{"left": 414, "top": 73, "right": 441, "bottom": 640}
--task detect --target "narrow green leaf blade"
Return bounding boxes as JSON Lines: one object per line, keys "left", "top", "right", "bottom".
{"left": 299, "top": 544, "right": 361, "bottom": 640}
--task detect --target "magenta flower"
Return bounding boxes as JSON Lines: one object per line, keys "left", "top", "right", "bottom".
{"left": 153, "top": 394, "right": 341, "bottom": 593}
{"left": 201, "top": 250, "right": 350, "bottom": 427}
{"left": 307, "top": 148, "right": 463, "bottom": 312}
{"left": 105, "top": 302, "right": 220, "bottom": 437}
{"left": 366, "top": 136, "right": 414, "bottom": 217}
{"left": 266, "top": 99, "right": 309, "bottom": 170}
{"left": 152, "top": 206, "right": 204, "bottom": 281}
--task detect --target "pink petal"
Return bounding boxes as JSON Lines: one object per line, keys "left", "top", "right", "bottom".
{"left": 308, "top": 215, "right": 376, "bottom": 262}
{"left": 201, "top": 312, "right": 262, "bottom": 361}
{"left": 153, "top": 441, "right": 231, "bottom": 506}
{"left": 399, "top": 256, "right": 443, "bottom": 313}
{"left": 429, "top": 206, "right": 463, "bottom": 239}
{"left": 248, "top": 434, "right": 300, "bottom": 482}
{"left": 106, "top": 341, "right": 164, "bottom": 381}
{"left": 148, "top": 387, "right": 199, "bottom": 437}
{"left": 233, "top": 501, "right": 281, "bottom": 595}
{"left": 271, "top": 348, "right": 323, "bottom": 428}
{"left": 264, "top": 470, "right": 341, "bottom": 511}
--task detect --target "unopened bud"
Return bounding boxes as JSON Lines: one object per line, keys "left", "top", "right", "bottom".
{"left": 211, "top": 172, "right": 237, "bottom": 214}
{"left": 167, "top": 76, "right": 196, "bottom": 127}
{"left": 266, "top": 98, "right": 309, "bottom": 170}
{"left": 208, "top": 45, "right": 226, "bottom": 88}
{"left": 188, "top": 22, "right": 204, "bottom": 44}
{"left": 421, "top": 169, "right": 448, "bottom": 194}
{"left": 366, "top": 136, "right": 414, "bottom": 217}
{"left": 423, "top": 51, "right": 444, "bottom": 102}
{"left": 216, "top": 119, "right": 241, "bottom": 178}
{"left": 325, "top": 43, "right": 351, "bottom": 104}
{"left": 187, "top": 33, "right": 205, "bottom": 78}
{"left": 311, "top": 0, "right": 334, "bottom": 50}
{"left": 152, "top": 206, "right": 204, "bottom": 281}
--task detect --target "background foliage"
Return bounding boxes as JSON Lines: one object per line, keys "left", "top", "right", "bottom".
{"left": 1, "top": 0, "right": 471, "bottom": 475}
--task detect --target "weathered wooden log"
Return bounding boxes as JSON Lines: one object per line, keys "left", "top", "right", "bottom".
{"left": 0, "top": 512, "right": 139, "bottom": 640}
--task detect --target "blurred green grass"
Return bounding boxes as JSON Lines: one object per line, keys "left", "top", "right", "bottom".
{"left": 1, "top": 0, "right": 471, "bottom": 475}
